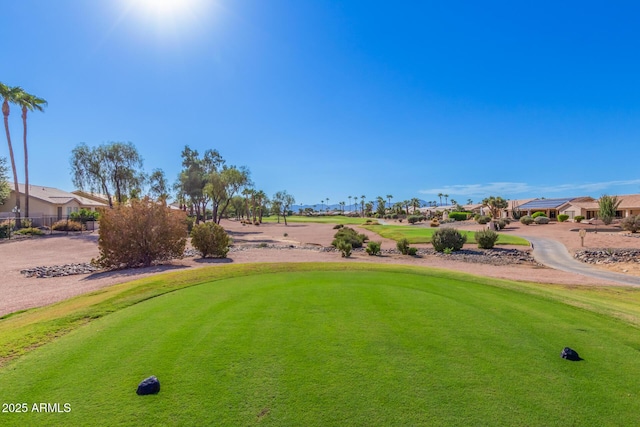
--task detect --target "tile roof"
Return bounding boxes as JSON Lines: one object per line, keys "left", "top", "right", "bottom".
{"left": 14, "top": 184, "right": 107, "bottom": 207}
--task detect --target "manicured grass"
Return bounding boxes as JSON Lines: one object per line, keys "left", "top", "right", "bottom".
{"left": 261, "top": 215, "right": 374, "bottom": 225}
{"left": 2, "top": 264, "right": 640, "bottom": 426}
{"left": 362, "top": 224, "right": 530, "bottom": 246}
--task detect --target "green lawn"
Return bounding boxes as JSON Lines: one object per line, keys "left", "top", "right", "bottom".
{"left": 2, "top": 263, "right": 640, "bottom": 426}
{"left": 362, "top": 224, "right": 530, "bottom": 246}
{"left": 261, "top": 215, "right": 374, "bottom": 225}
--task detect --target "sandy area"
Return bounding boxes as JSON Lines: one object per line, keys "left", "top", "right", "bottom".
{"left": 1, "top": 218, "right": 639, "bottom": 317}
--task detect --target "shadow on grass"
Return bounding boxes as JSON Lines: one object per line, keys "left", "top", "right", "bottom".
{"left": 193, "top": 257, "right": 233, "bottom": 264}
{"left": 82, "top": 264, "right": 191, "bottom": 281}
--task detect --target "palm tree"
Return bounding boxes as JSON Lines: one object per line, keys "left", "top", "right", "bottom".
{"left": 320, "top": 199, "right": 324, "bottom": 212}
{"left": 410, "top": 197, "right": 420, "bottom": 214}
{"left": 386, "top": 194, "right": 393, "bottom": 210}
{"left": 348, "top": 195, "right": 352, "bottom": 212}
{"left": 339, "top": 201, "right": 345, "bottom": 214}
{"left": 467, "top": 198, "right": 473, "bottom": 205}
{"left": 326, "top": 197, "right": 330, "bottom": 212}
{"left": 438, "top": 193, "right": 443, "bottom": 206}
{"left": 360, "top": 195, "right": 366, "bottom": 218}
{"left": 15, "top": 90, "right": 47, "bottom": 219}
{"left": 0, "top": 83, "right": 23, "bottom": 225}
{"left": 444, "top": 194, "right": 449, "bottom": 206}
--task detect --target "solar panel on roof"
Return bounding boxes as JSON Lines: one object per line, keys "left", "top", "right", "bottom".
{"left": 518, "top": 198, "right": 574, "bottom": 209}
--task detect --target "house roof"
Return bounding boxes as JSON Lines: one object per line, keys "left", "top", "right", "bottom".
{"left": 13, "top": 184, "right": 107, "bottom": 207}
{"left": 518, "top": 198, "right": 577, "bottom": 210}
{"left": 616, "top": 194, "right": 640, "bottom": 208}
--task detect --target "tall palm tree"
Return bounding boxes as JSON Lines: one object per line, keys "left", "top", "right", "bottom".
{"left": 444, "top": 194, "right": 449, "bottom": 205}
{"left": 410, "top": 197, "right": 420, "bottom": 214}
{"left": 326, "top": 197, "right": 330, "bottom": 212}
{"left": 348, "top": 195, "right": 352, "bottom": 212}
{"left": 438, "top": 193, "right": 443, "bottom": 206}
{"left": 15, "top": 90, "right": 47, "bottom": 219}
{"left": 386, "top": 194, "right": 393, "bottom": 210}
{"left": 0, "top": 83, "right": 23, "bottom": 225}
{"left": 467, "top": 198, "right": 473, "bottom": 205}
{"left": 360, "top": 195, "right": 366, "bottom": 218}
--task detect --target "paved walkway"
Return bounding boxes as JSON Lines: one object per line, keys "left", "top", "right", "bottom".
{"left": 525, "top": 236, "right": 640, "bottom": 286}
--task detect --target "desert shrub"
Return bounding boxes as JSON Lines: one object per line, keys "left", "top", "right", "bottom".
{"left": 408, "top": 247, "right": 418, "bottom": 256}
{"left": 408, "top": 215, "right": 420, "bottom": 225}
{"left": 190, "top": 222, "right": 231, "bottom": 258}
{"left": 621, "top": 215, "right": 640, "bottom": 233}
{"left": 0, "top": 223, "right": 10, "bottom": 238}
{"left": 336, "top": 240, "right": 352, "bottom": 257}
{"left": 15, "top": 227, "right": 44, "bottom": 236}
{"left": 475, "top": 229, "right": 499, "bottom": 249}
{"left": 448, "top": 212, "right": 468, "bottom": 221}
{"left": 476, "top": 216, "right": 491, "bottom": 225}
{"left": 333, "top": 224, "right": 344, "bottom": 229}
{"left": 574, "top": 215, "right": 585, "bottom": 223}
{"left": 52, "top": 220, "right": 83, "bottom": 231}
{"left": 391, "top": 214, "right": 398, "bottom": 219}
{"left": 95, "top": 197, "right": 188, "bottom": 268}
{"left": 558, "top": 214, "right": 569, "bottom": 222}
{"left": 496, "top": 219, "right": 508, "bottom": 230}
{"left": 70, "top": 208, "right": 100, "bottom": 223}
{"left": 430, "top": 220, "right": 440, "bottom": 227}
{"left": 534, "top": 216, "right": 550, "bottom": 224}
{"left": 365, "top": 241, "right": 381, "bottom": 256}
{"left": 531, "top": 211, "right": 547, "bottom": 219}
{"left": 431, "top": 228, "right": 467, "bottom": 252}
{"left": 17, "top": 218, "right": 33, "bottom": 228}
{"left": 396, "top": 238, "right": 410, "bottom": 255}
{"left": 520, "top": 216, "right": 534, "bottom": 225}
{"left": 332, "top": 227, "right": 367, "bottom": 248}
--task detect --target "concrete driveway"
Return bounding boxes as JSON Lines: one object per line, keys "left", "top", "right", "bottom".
{"left": 526, "top": 236, "right": 640, "bottom": 286}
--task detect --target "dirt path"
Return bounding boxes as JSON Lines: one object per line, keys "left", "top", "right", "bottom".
{"left": 1, "top": 219, "right": 638, "bottom": 317}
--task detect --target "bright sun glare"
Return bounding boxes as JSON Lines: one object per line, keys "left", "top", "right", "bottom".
{"left": 119, "top": 0, "right": 210, "bottom": 43}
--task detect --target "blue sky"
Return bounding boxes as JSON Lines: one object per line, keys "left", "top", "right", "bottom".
{"left": 3, "top": 0, "right": 640, "bottom": 207}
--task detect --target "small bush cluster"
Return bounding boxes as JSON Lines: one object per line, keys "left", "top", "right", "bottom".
{"left": 95, "top": 197, "right": 188, "bottom": 269}
{"left": 365, "top": 241, "right": 382, "bottom": 256}
{"left": 448, "top": 212, "right": 469, "bottom": 221}
{"left": 531, "top": 212, "right": 547, "bottom": 219}
{"left": 430, "top": 219, "right": 440, "bottom": 227}
{"left": 52, "top": 220, "right": 84, "bottom": 231}
{"left": 332, "top": 227, "right": 367, "bottom": 249}
{"left": 333, "top": 224, "right": 344, "bottom": 229}
{"left": 0, "top": 221, "right": 11, "bottom": 238}
{"left": 15, "top": 227, "right": 44, "bottom": 236}
{"left": 520, "top": 216, "right": 534, "bottom": 225}
{"left": 431, "top": 228, "right": 467, "bottom": 252}
{"left": 337, "top": 240, "right": 352, "bottom": 257}
{"left": 534, "top": 216, "right": 550, "bottom": 224}
{"left": 69, "top": 208, "right": 100, "bottom": 223}
{"left": 190, "top": 222, "right": 231, "bottom": 258}
{"left": 621, "top": 215, "right": 640, "bottom": 233}
{"left": 476, "top": 215, "right": 491, "bottom": 225}
{"left": 475, "top": 229, "right": 499, "bottom": 249}
{"left": 396, "top": 239, "right": 417, "bottom": 255}
{"left": 558, "top": 214, "right": 569, "bottom": 222}
{"left": 574, "top": 215, "right": 585, "bottom": 223}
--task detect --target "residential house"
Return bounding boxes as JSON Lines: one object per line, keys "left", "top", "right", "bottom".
{"left": 0, "top": 184, "right": 108, "bottom": 226}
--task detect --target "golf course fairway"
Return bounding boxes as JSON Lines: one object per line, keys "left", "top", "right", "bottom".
{"left": 1, "top": 263, "right": 640, "bottom": 426}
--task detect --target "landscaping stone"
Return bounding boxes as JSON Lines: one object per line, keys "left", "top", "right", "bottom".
{"left": 561, "top": 347, "right": 582, "bottom": 361}
{"left": 136, "top": 376, "right": 160, "bottom": 395}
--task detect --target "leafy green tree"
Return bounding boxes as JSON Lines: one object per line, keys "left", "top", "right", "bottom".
{"left": 147, "top": 168, "right": 169, "bottom": 201}
{"left": 206, "top": 166, "right": 251, "bottom": 223}
{"left": 0, "top": 156, "right": 9, "bottom": 205}
{"left": 482, "top": 196, "right": 508, "bottom": 219}
{"left": 1, "top": 83, "right": 23, "bottom": 223}
{"left": 71, "top": 141, "right": 144, "bottom": 208}
{"left": 273, "top": 190, "right": 295, "bottom": 225}
{"left": 598, "top": 194, "right": 621, "bottom": 225}
{"left": 376, "top": 196, "right": 386, "bottom": 217}
{"left": 176, "top": 146, "right": 223, "bottom": 223}
{"left": 15, "top": 90, "right": 47, "bottom": 218}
